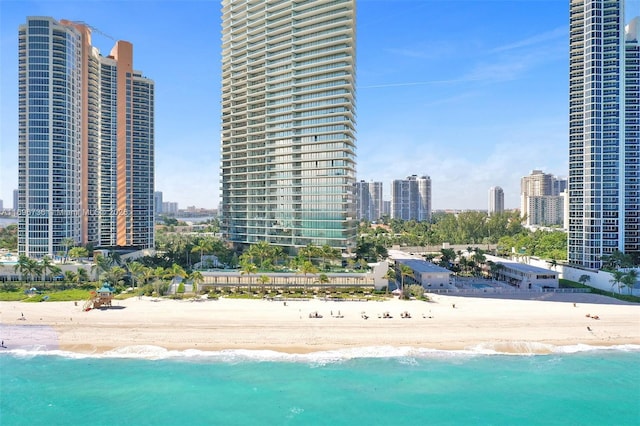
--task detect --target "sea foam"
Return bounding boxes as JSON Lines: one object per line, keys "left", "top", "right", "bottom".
{"left": 2, "top": 342, "right": 639, "bottom": 363}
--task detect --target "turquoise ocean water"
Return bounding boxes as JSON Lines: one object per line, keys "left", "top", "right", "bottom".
{"left": 2, "top": 345, "right": 639, "bottom": 426}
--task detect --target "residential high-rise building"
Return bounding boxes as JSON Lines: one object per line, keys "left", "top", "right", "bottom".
{"left": 13, "top": 189, "right": 18, "bottom": 211}
{"left": 391, "top": 175, "right": 431, "bottom": 221}
{"left": 18, "top": 17, "right": 154, "bottom": 258}
{"left": 568, "top": 1, "right": 639, "bottom": 268}
{"left": 488, "top": 186, "right": 504, "bottom": 216}
{"left": 526, "top": 195, "right": 565, "bottom": 227}
{"left": 520, "top": 170, "right": 567, "bottom": 226}
{"left": 354, "top": 181, "right": 383, "bottom": 222}
{"left": 162, "top": 202, "right": 178, "bottom": 216}
{"left": 154, "top": 191, "right": 163, "bottom": 215}
{"left": 219, "top": 0, "right": 357, "bottom": 252}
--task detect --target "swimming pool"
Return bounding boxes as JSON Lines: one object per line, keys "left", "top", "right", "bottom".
{"left": 471, "top": 283, "right": 491, "bottom": 289}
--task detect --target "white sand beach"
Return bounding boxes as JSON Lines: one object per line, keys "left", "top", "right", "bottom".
{"left": 1, "top": 293, "right": 639, "bottom": 354}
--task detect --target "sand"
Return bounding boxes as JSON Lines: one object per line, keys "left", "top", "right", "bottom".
{"left": 1, "top": 293, "right": 639, "bottom": 355}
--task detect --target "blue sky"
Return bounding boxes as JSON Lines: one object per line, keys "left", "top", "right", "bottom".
{"left": 1, "top": 0, "right": 639, "bottom": 211}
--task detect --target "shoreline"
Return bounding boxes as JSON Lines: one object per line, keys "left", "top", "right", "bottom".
{"left": 1, "top": 294, "right": 639, "bottom": 356}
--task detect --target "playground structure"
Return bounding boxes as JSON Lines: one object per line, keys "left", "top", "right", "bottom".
{"left": 83, "top": 283, "right": 114, "bottom": 310}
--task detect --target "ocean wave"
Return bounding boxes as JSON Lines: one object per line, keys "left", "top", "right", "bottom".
{"left": 2, "top": 343, "right": 639, "bottom": 362}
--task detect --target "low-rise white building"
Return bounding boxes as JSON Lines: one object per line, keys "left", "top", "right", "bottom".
{"left": 395, "top": 259, "right": 453, "bottom": 289}
{"left": 493, "top": 261, "right": 559, "bottom": 289}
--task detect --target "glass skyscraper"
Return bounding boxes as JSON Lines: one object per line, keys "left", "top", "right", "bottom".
{"left": 18, "top": 17, "right": 154, "bottom": 257}
{"left": 220, "top": 0, "right": 357, "bottom": 253}
{"left": 568, "top": 1, "right": 639, "bottom": 268}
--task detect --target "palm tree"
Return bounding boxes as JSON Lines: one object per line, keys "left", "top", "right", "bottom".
{"left": 40, "top": 256, "right": 55, "bottom": 280}
{"left": 76, "top": 267, "right": 89, "bottom": 284}
{"left": 398, "top": 264, "right": 413, "bottom": 296}
{"left": 191, "top": 238, "right": 214, "bottom": 269}
{"left": 49, "top": 265, "right": 62, "bottom": 282}
{"left": 316, "top": 273, "right": 330, "bottom": 287}
{"left": 610, "top": 270, "right": 625, "bottom": 294}
{"left": 127, "top": 261, "right": 146, "bottom": 291}
{"left": 140, "top": 267, "right": 156, "bottom": 287}
{"left": 190, "top": 271, "right": 204, "bottom": 295}
{"left": 64, "top": 270, "right": 77, "bottom": 284}
{"left": 240, "top": 259, "right": 257, "bottom": 292}
{"left": 61, "top": 237, "right": 75, "bottom": 264}
{"left": 621, "top": 270, "right": 638, "bottom": 295}
{"left": 299, "top": 243, "right": 320, "bottom": 264}
{"left": 248, "top": 241, "right": 273, "bottom": 269}
{"left": 320, "top": 244, "right": 340, "bottom": 270}
{"left": 298, "top": 260, "right": 318, "bottom": 292}
{"left": 100, "top": 266, "right": 127, "bottom": 288}
{"left": 152, "top": 266, "right": 166, "bottom": 297}
{"left": 384, "top": 267, "right": 397, "bottom": 294}
{"left": 257, "top": 274, "right": 270, "bottom": 295}
{"left": 68, "top": 247, "right": 88, "bottom": 263}
{"left": 489, "top": 262, "right": 505, "bottom": 281}
{"left": 14, "top": 254, "right": 31, "bottom": 282}
{"left": 578, "top": 274, "right": 590, "bottom": 286}
{"left": 92, "top": 253, "right": 113, "bottom": 280}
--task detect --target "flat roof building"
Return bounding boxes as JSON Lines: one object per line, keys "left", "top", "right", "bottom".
{"left": 394, "top": 259, "right": 452, "bottom": 289}
{"left": 568, "top": 2, "right": 639, "bottom": 268}
{"left": 219, "top": 0, "right": 357, "bottom": 253}
{"left": 17, "top": 17, "right": 154, "bottom": 257}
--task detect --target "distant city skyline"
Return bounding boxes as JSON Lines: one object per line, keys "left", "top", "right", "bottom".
{"left": 2, "top": 1, "right": 639, "bottom": 211}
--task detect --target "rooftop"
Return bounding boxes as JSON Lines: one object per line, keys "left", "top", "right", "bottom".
{"left": 396, "top": 259, "right": 451, "bottom": 274}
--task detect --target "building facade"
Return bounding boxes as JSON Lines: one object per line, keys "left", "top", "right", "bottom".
{"left": 18, "top": 17, "right": 154, "bottom": 258}
{"left": 220, "top": 0, "right": 357, "bottom": 252}
{"left": 526, "top": 195, "right": 565, "bottom": 226}
{"left": 354, "top": 180, "right": 383, "bottom": 222}
{"left": 568, "top": 1, "right": 639, "bottom": 268}
{"left": 391, "top": 175, "right": 432, "bottom": 221}
{"left": 154, "top": 191, "right": 163, "bottom": 215}
{"left": 488, "top": 186, "right": 504, "bottom": 216}
{"left": 520, "top": 170, "right": 566, "bottom": 226}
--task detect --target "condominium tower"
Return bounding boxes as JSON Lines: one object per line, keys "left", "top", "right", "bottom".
{"left": 354, "top": 180, "right": 383, "bottom": 222}
{"left": 520, "top": 170, "right": 566, "bottom": 226}
{"left": 220, "top": 0, "right": 357, "bottom": 252}
{"left": 488, "top": 186, "right": 504, "bottom": 216}
{"left": 18, "top": 17, "right": 154, "bottom": 258}
{"left": 391, "top": 175, "right": 432, "bottom": 221}
{"left": 568, "top": 1, "right": 639, "bottom": 268}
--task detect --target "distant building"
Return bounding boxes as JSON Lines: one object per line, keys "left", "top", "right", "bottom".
{"left": 154, "top": 191, "right": 163, "bottom": 215}
{"left": 488, "top": 186, "right": 504, "bottom": 216}
{"left": 382, "top": 201, "right": 391, "bottom": 217}
{"left": 568, "top": 2, "right": 639, "bottom": 268}
{"left": 520, "top": 170, "right": 565, "bottom": 226}
{"left": 553, "top": 178, "right": 567, "bottom": 196}
{"left": 391, "top": 175, "right": 431, "bottom": 221}
{"left": 13, "top": 189, "right": 18, "bottom": 211}
{"left": 354, "top": 181, "right": 384, "bottom": 222}
{"left": 525, "top": 196, "right": 565, "bottom": 226}
{"left": 162, "top": 202, "right": 178, "bottom": 215}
